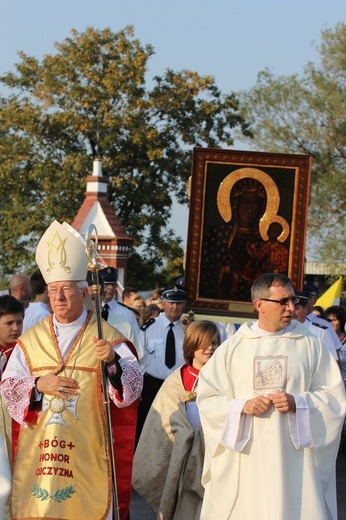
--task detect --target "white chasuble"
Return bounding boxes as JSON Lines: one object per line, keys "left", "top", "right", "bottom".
{"left": 197, "top": 320, "right": 346, "bottom": 520}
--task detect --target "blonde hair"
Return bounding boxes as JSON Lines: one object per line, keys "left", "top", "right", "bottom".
{"left": 130, "top": 293, "right": 145, "bottom": 305}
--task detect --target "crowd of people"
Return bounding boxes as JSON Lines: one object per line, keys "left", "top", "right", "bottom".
{"left": 0, "top": 219, "right": 345, "bottom": 520}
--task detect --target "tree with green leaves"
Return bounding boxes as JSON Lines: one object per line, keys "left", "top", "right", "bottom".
{"left": 0, "top": 26, "right": 251, "bottom": 287}
{"left": 236, "top": 23, "right": 346, "bottom": 262}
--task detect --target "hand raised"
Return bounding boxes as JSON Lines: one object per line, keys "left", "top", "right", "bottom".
{"left": 92, "top": 336, "right": 115, "bottom": 364}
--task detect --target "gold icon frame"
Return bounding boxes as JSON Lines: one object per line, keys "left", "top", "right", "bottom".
{"left": 184, "top": 147, "right": 312, "bottom": 318}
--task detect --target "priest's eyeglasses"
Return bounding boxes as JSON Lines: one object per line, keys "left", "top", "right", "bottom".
{"left": 260, "top": 296, "right": 300, "bottom": 306}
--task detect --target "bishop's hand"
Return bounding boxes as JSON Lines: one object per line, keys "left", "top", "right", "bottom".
{"left": 35, "top": 364, "right": 80, "bottom": 401}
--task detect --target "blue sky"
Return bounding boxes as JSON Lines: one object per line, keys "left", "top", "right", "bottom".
{"left": 1, "top": 0, "right": 345, "bottom": 254}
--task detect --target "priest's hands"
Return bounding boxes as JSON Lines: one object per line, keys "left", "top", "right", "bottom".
{"left": 242, "top": 396, "right": 272, "bottom": 415}
{"left": 35, "top": 364, "right": 80, "bottom": 400}
{"left": 93, "top": 336, "right": 116, "bottom": 365}
{"left": 268, "top": 392, "right": 296, "bottom": 413}
{"left": 242, "top": 392, "right": 296, "bottom": 415}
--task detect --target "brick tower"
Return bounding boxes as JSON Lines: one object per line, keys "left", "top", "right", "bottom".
{"left": 72, "top": 159, "right": 133, "bottom": 290}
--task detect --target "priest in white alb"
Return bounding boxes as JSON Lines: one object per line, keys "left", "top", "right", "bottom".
{"left": 197, "top": 273, "right": 346, "bottom": 520}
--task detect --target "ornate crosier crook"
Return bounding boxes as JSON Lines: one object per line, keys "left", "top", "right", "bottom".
{"left": 85, "top": 224, "right": 104, "bottom": 337}
{"left": 85, "top": 224, "right": 120, "bottom": 520}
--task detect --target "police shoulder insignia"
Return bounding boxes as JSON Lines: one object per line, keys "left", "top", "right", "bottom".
{"left": 140, "top": 318, "right": 155, "bottom": 331}
{"left": 312, "top": 322, "right": 328, "bottom": 330}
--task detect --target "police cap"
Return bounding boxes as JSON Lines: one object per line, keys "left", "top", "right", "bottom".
{"left": 162, "top": 285, "right": 186, "bottom": 303}
{"left": 295, "top": 291, "right": 309, "bottom": 307}
{"left": 99, "top": 267, "right": 117, "bottom": 284}
{"left": 302, "top": 280, "right": 318, "bottom": 296}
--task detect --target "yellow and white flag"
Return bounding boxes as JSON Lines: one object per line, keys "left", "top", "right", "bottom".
{"left": 316, "top": 276, "right": 343, "bottom": 309}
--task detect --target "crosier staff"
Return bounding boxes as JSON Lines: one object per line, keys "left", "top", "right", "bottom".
{"left": 85, "top": 224, "right": 120, "bottom": 520}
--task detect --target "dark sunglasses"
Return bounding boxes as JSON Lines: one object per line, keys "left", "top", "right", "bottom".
{"left": 260, "top": 296, "right": 300, "bottom": 306}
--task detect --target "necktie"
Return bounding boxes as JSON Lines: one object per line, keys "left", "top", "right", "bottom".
{"left": 102, "top": 303, "right": 109, "bottom": 321}
{"left": 165, "top": 323, "right": 175, "bottom": 369}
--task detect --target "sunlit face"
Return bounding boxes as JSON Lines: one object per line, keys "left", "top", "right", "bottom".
{"left": 327, "top": 314, "right": 341, "bottom": 333}
{"left": 192, "top": 333, "right": 219, "bottom": 370}
{"left": 132, "top": 301, "right": 145, "bottom": 312}
{"left": 0, "top": 313, "right": 24, "bottom": 347}
{"left": 255, "top": 283, "right": 295, "bottom": 332}
{"left": 162, "top": 299, "right": 186, "bottom": 322}
{"left": 48, "top": 281, "right": 86, "bottom": 323}
{"left": 102, "top": 283, "right": 116, "bottom": 303}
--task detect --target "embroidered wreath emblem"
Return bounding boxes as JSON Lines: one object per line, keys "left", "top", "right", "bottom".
{"left": 32, "top": 483, "right": 76, "bottom": 502}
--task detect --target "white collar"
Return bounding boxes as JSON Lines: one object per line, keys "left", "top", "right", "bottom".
{"left": 53, "top": 308, "right": 87, "bottom": 337}
{"left": 251, "top": 321, "right": 294, "bottom": 336}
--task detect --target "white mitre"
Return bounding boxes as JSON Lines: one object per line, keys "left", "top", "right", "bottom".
{"left": 36, "top": 220, "right": 88, "bottom": 284}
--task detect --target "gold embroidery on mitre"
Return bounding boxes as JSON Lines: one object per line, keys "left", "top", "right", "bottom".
{"left": 46, "top": 231, "right": 72, "bottom": 275}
